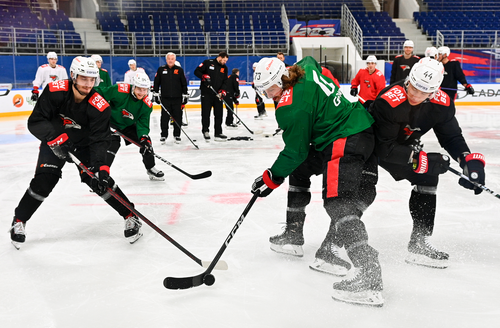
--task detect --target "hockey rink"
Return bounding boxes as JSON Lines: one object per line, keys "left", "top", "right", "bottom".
{"left": 1, "top": 105, "right": 499, "bottom": 327}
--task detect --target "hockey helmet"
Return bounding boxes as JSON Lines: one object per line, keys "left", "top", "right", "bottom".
{"left": 47, "top": 52, "right": 58, "bottom": 59}
{"left": 128, "top": 59, "right": 137, "bottom": 66}
{"left": 437, "top": 46, "right": 450, "bottom": 57}
{"left": 403, "top": 40, "right": 414, "bottom": 48}
{"left": 70, "top": 56, "right": 99, "bottom": 79}
{"left": 132, "top": 71, "right": 151, "bottom": 89}
{"left": 253, "top": 58, "right": 289, "bottom": 97}
{"left": 425, "top": 47, "right": 438, "bottom": 59}
{"left": 91, "top": 54, "right": 103, "bottom": 63}
{"left": 407, "top": 57, "right": 444, "bottom": 93}
{"left": 366, "top": 55, "right": 377, "bottom": 63}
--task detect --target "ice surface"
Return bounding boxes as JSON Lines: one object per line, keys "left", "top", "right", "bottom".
{"left": 1, "top": 106, "right": 499, "bottom": 327}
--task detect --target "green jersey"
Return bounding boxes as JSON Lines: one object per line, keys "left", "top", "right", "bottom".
{"left": 270, "top": 56, "right": 374, "bottom": 178}
{"left": 98, "top": 68, "right": 112, "bottom": 88}
{"left": 95, "top": 83, "right": 153, "bottom": 139}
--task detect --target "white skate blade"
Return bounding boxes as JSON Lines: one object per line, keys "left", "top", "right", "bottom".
{"left": 309, "top": 259, "right": 349, "bottom": 276}
{"left": 127, "top": 232, "right": 143, "bottom": 244}
{"left": 405, "top": 252, "right": 448, "bottom": 269}
{"left": 11, "top": 240, "right": 22, "bottom": 250}
{"left": 201, "top": 260, "right": 229, "bottom": 271}
{"left": 148, "top": 175, "right": 165, "bottom": 181}
{"left": 270, "top": 243, "right": 304, "bottom": 257}
{"left": 214, "top": 138, "right": 227, "bottom": 142}
{"left": 332, "top": 289, "right": 384, "bottom": 307}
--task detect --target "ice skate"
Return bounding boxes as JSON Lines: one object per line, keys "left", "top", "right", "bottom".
{"left": 203, "top": 132, "right": 211, "bottom": 142}
{"left": 331, "top": 263, "right": 384, "bottom": 307}
{"left": 214, "top": 134, "right": 227, "bottom": 142}
{"left": 124, "top": 214, "right": 143, "bottom": 244}
{"left": 405, "top": 235, "right": 449, "bottom": 269}
{"left": 225, "top": 123, "right": 238, "bottom": 129}
{"left": 254, "top": 111, "right": 267, "bottom": 120}
{"left": 310, "top": 242, "right": 351, "bottom": 276}
{"left": 174, "top": 137, "right": 181, "bottom": 144}
{"left": 269, "top": 225, "right": 304, "bottom": 257}
{"left": 9, "top": 217, "right": 26, "bottom": 250}
{"left": 160, "top": 137, "right": 166, "bottom": 144}
{"left": 147, "top": 167, "right": 165, "bottom": 181}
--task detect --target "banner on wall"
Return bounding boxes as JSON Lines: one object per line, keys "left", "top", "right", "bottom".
{"left": 289, "top": 19, "right": 341, "bottom": 38}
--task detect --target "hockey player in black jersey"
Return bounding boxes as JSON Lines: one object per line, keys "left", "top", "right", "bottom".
{"left": 9, "top": 56, "right": 142, "bottom": 249}
{"left": 437, "top": 46, "right": 475, "bottom": 100}
{"left": 223, "top": 68, "right": 240, "bottom": 128}
{"left": 390, "top": 40, "right": 420, "bottom": 84}
{"left": 369, "top": 57, "right": 486, "bottom": 268}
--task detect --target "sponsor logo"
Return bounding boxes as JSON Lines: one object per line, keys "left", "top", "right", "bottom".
{"left": 174, "top": 69, "right": 179, "bottom": 74}
{"left": 277, "top": 88, "right": 293, "bottom": 108}
{"left": 89, "top": 92, "right": 109, "bottom": 111}
{"left": 13, "top": 94, "right": 23, "bottom": 108}
{"left": 40, "top": 163, "right": 59, "bottom": 169}
{"left": 381, "top": 85, "right": 407, "bottom": 107}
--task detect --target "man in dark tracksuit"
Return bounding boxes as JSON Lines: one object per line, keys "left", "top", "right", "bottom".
{"left": 437, "top": 46, "right": 474, "bottom": 101}
{"left": 153, "top": 52, "right": 188, "bottom": 144}
{"left": 390, "top": 40, "right": 420, "bottom": 84}
{"left": 223, "top": 68, "right": 240, "bottom": 128}
{"left": 194, "top": 51, "right": 229, "bottom": 141}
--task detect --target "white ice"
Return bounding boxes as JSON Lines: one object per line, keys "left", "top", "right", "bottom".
{"left": 1, "top": 106, "right": 500, "bottom": 328}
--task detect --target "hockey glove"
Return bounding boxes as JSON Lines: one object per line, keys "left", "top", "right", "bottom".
{"left": 202, "top": 74, "right": 211, "bottom": 86}
{"left": 465, "top": 84, "right": 475, "bottom": 95}
{"left": 152, "top": 92, "right": 161, "bottom": 104}
{"left": 251, "top": 169, "right": 284, "bottom": 197}
{"left": 234, "top": 99, "right": 239, "bottom": 106}
{"left": 182, "top": 94, "right": 189, "bottom": 105}
{"left": 350, "top": 88, "right": 358, "bottom": 97}
{"left": 235, "top": 92, "right": 240, "bottom": 99}
{"left": 459, "top": 153, "right": 485, "bottom": 195}
{"left": 412, "top": 151, "right": 450, "bottom": 175}
{"left": 139, "top": 135, "right": 154, "bottom": 155}
{"left": 217, "top": 89, "right": 227, "bottom": 100}
{"left": 47, "top": 133, "right": 74, "bottom": 162}
{"left": 91, "top": 166, "right": 113, "bottom": 196}
{"left": 31, "top": 86, "right": 39, "bottom": 102}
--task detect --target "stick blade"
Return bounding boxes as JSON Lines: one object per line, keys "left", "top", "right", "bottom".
{"left": 190, "top": 170, "right": 212, "bottom": 180}
{"left": 202, "top": 260, "right": 228, "bottom": 270}
{"left": 164, "top": 273, "right": 205, "bottom": 290}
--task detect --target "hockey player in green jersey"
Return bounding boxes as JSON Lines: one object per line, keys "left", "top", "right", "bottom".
{"left": 95, "top": 72, "right": 164, "bottom": 181}
{"left": 91, "top": 55, "right": 112, "bottom": 88}
{"left": 251, "top": 56, "right": 383, "bottom": 306}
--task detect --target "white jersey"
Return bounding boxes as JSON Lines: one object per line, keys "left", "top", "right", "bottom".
{"left": 123, "top": 67, "right": 146, "bottom": 84}
{"left": 32, "top": 64, "right": 68, "bottom": 89}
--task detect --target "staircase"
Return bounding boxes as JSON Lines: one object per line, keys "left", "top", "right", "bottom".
{"left": 393, "top": 18, "right": 433, "bottom": 55}
{"left": 70, "top": 18, "right": 110, "bottom": 51}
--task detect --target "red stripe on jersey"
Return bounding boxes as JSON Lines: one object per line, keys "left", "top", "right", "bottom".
{"left": 88, "top": 92, "right": 110, "bottom": 112}
{"left": 326, "top": 138, "right": 347, "bottom": 198}
{"left": 48, "top": 80, "right": 69, "bottom": 92}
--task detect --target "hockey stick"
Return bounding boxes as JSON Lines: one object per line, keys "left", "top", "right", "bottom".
{"left": 263, "top": 128, "right": 282, "bottom": 138}
{"left": 164, "top": 191, "right": 260, "bottom": 289}
{"left": 159, "top": 102, "right": 199, "bottom": 149}
{"left": 447, "top": 166, "right": 500, "bottom": 200}
{"left": 209, "top": 86, "right": 263, "bottom": 135}
{"left": 0, "top": 83, "right": 13, "bottom": 97}
{"left": 69, "top": 152, "right": 226, "bottom": 269}
{"left": 111, "top": 128, "right": 212, "bottom": 180}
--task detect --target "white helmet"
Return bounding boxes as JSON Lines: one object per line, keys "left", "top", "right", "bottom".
{"left": 425, "top": 47, "right": 438, "bottom": 59}
{"left": 366, "top": 55, "right": 377, "bottom": 63}
{"left": 132, "top": 71, "right": 151, "bottom": 89}
{"left": 407, "top": 57, "right": 444, "bottom": 93}
{"left": 403, "top": 40, "right": 414, "bottom": 48}
{"left": 253, "top": 58, "right": 289, "bottom": 98}
{"left": 47, "top": 52, "right": 57, "bottom": 59}
{"left": 438, "top": 46, "right": 450, "bottom": 57}
{"left": 70, "top": 56, "right": 99, "bottom": 79}
{"left": 252, "top": 62, "right": 258, "bottom": 69}
{"left": 175, "top": 61, "right": 181, "bottom": 67}
{"left": 91, "top": 54, "right": 103, "bottom": 63}
{"left": 128, "top": 59, "right": 136, "bottom": 66}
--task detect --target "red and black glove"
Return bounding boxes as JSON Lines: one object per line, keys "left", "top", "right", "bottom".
{"left": 465, "top": 84, "right": 474, "bottom": 95}
{"left": 91, "top": 166, "right": 113, "bottom": 196}
{"left": 218, "top": 89, "right": 226, "bottom": 99}
{"left": 412, "top": 151, "right": 450, "bottom": 175}
{"left": 234, "top": 99, "right": 239, "bottom": 106}
{"left": 47, "top": 133, "right": 73, "bottom": 162}
{"left": 139, "top": 135, "right": 153, "bottom": 155}
{"left": 251, "top": 169, "right": 284, "bottom": 197}
{"left": 350, "top": 88, "right": 358, "bottom": 97}
{"left": 31, "top": 86, "right": 39, "bottom": 102}
{"left": 202, "top": 74, "right": 211, "bottom": 85}
{"left": 459, "top": 153, "right": 485, "bottom": 194}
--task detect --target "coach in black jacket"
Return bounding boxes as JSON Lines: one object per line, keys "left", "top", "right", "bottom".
{"left": 194, "top": 51, "right": 229, "bottom": 141}
{"left": 223, "top": 68, "right": 240, "bottom": 128}
{"left": 153, "top": 52, "right": 188, "bottom": 144}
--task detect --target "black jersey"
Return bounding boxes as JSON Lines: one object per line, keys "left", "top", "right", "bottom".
{"left": 153, "top": 64, "right": 188, "bottom": 98}
{"left": 369, "top": 81, "right": 470, "bottom": 165}
{"left": 224, "top": 73, "right": 240, "bottom": 98}
{"left": 194, "top": 58, "right": 229, "bottom": 94}
{"left": 440, "top": 60, "right": 468, "bottom": 99}
{"left": 28, "top": 79, "right": 111, "bottom": 168}
{"left": 390, "top": 55, "right": 420, "bottom": 84}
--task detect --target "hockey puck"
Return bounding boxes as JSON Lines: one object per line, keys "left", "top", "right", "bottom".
{"left": 203, "top": 274, "right": 215, "bottom": 286}
{"left": 193, "top": 139, "right": 197, "bottom": 142}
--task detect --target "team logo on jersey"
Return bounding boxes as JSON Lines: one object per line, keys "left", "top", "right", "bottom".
{"left": 59, "top": 115, "right": 82, "bottom": 130}
{"left": 122, "top": 109, "right": 134, "bottom": 120}
{"left": 403, "top": 124, "right": 420, "bottom": 137}
{"left": 174, "top": 69, "right": 179, "bottom": 74}
{"left": 400, "top": 65, "right": 411, "bottom": 71}
{"left": 220, "top": 68, "right": 224, "bottom": 73}
{"left": 50, "top": 75, "right": 58, "bottom": 81}
{"left": 277, "top": 88, "right": 293, "bottom": 108}
{"left": 198, "top": 63, "right": 203, "bottom": 67}
{"left": 381, "top": 85, "right": 407, "bottom": 107}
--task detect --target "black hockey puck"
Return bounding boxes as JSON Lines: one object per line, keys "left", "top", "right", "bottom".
{"left": 193, "top": 139, "right": 197, "bottom": 142}
{"left": 203, "top": 274, "right": 215, "bottom": 286}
